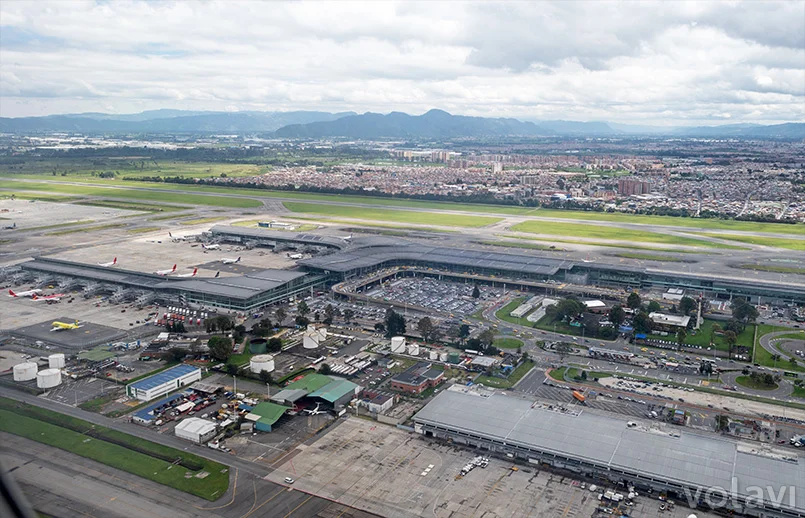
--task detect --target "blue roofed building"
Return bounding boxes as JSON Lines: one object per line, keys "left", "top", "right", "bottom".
{"left": 126, "top": 364, "right": 201, "bottom": 401}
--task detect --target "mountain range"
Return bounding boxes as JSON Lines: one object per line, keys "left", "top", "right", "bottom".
{"left": 1, "top": 109, "right": 802, "bottom": 138}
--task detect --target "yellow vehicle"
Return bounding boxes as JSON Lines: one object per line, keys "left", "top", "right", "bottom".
{"left": 641, "top": 348, "right": 648, "bottom": 352}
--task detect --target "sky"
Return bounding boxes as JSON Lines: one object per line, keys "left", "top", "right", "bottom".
{"left": 1, "top": 0, "right": 804, "bottom": 125}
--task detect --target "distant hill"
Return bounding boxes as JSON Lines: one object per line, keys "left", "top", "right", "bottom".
{"left": 676, "top": 123, "right": 805, "bottom": 138}
{"left": 536, "top": 120, "right": 616, "bottom": 135}
{"left": 0, "top": 110, "right": 356, "bottom": 133}
{"left": 275, "top": 109, "right": 551, "bottom": 138}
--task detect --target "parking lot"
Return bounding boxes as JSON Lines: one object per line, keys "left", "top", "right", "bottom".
{"left": 365, "top": 277, "right": 502, "bottom": 316}
{"left": 266, "top": 417, "right": 718, "bottom": 518}
{"left": 41, "top": 376, "right": 119, "bottom": 405}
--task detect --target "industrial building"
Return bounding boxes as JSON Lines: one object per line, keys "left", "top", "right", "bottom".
{"left": 245, "top": 401, "right": 290, "bottom": 432}
{"left": 649, "top": 312, "right": 692, "bottom": 331}
{"left": 390, "top": 362, "right": 444, "bottom": 394}
{"left": 414, "top": 388, "right": 805, "bottom": 518}
{"left": 174, "top": 417, "right": 218, "bottom": 444}
{"left": 125, "top": 364, "right": 201, "bottom": 401}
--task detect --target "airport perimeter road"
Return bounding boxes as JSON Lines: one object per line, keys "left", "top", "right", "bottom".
{"left": 758, "top": 330, "right": 805, "bottom": 362}
{"left": 0, "top": 387, "right": 381, "bottom": 518}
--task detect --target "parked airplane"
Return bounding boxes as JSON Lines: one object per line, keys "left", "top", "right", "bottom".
{"left": 154, "top": 264, "right": 177, "bottom": 276}
{"left": 202, "top": 244, "right": 220, "bottom": 250}
{"left": 8, "top": 289, "right": 42, "bottom": 297}
{"left": 51, "top": 320, "right": 82, "bottom": 331}
{"left": 301, "top": 403, "right": 323, "bottom": 416}
{"left": 288, "top": 253, "right": 303, "bottom": 260}
{"left": 221, "top": 257, "right": 240, "bottom": 264}
{"left": 214, "top": 271, "right": 220, "bottom": 278}
{"left": 32, "top": 293, "right": 65, "bottom": 303}
{"left": 168, "top": 232, "right": 188, "bottom": 242}
{"left": 342, "top": 233, "right": 353, "bottom": 242}
{"left": 98, "top": 257, "right": 117, "bottom": 267}
{"left": 174, "top": 267, "right": 198, "bottom": 278}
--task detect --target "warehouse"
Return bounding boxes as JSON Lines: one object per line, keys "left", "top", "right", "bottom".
{"left": 125, "top": 364, "right": 201, "bottom": 401}
{"left": 390, "top": 362, "right": 444, "bottom": 394}
{"left": 282, "top": 373, "right": 360, "bottom": 410}
{"left": 414, "top": 388, "right": 805, "bottom": 518}
{"left": 245, "top": 401, "right": 289, "bottom": 432}
{"left": 174, "top": 417, "right": 218, "bottom": 444}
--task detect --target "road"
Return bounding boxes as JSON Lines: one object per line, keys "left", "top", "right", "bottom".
{"left": 0, "top": 386, "right": 380, "bottom": 518}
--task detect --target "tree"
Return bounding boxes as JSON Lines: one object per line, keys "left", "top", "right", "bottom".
{"left": 679, "top": 296, "right": 697, "bottom": 316}
{"left": 715, "top": 415, "right": 730, "bottom": 432}
{"left": 676, "top": 328, "right": 687, "bottom": 347}
{"left": 225, "top": 363, "right": 239, "bottom": 377}
{"left": 724, "top": 318, "right": 745, "bottom": 335}
{"left": 458, "top": 324, "right": 471, "bottom": 342}
{"left": 556, "top": 342, "right": 572, "bottom": 363}
{"left": 555, "top": 298, "right": 584, "bottom": 321}
{"left": 608, "top": 305, "right": 626, "bottom": 327}
{"left": 724, "top": 330, "right": 737, "bottom": 359}
{"left": 731, "top": 298, "right": 759, "bottom": 324}
{"left": 343, "top": 309, "right": 354, "bottom": 323}
{"left": 233, "top": 324, "right": 247, "bottom": 343}
{"left": 384, "top": 309, "right": 406, "bottom": 338}
{"left": 208, "top": 336, "right": 233, "bottom": 361}
{"left": 267, "top": 337, "right": 283, "bottom": 353}
{"left": 580, "top": 370, "right": 588, "bottom": 381}
{"left": 710, "top": 322, "right": 722, "bottom": 346}
{"left": 324, "top": 304, "right": 335, "bottom": 321}
{"left": 322, "top": 315, "right": 333, "bottom": 326}
{"left": 167, "top": 347, "right": 186, "bottom": 363}
{"left": 295, "top": 315, "right": 310, "bottom": 327}
{"left": 298, "top": 301, "right": 310, "bottom": 317}
{"left": 417, "top": 317, "right": 435, "bottom": 342}
{"left": 633, "top": 312, "right": 653, "bottom": 334}
{"left": 466, "top": 337, "right": 482, "bottom": 350}
{"left": 472, "top": 285, "right": 481, "bottom": 299}
{"left": 374, "top": 322, "right": 386, "bottom": 333}
{"left": 479, "top": 328, "right": 495, "bottom": 348}
{"left": 626, "top": 292, "right": 642, "bottom": 310}
{"left": 275, "top": 308, "right": 287, "bottom": 326}
{"left": 647, "top": 301, "right": 661, "bottom": 313}
{"left": 215, "top": 315, "right": 233, "bottom": 332}
{"left": 319, "top": 363, "right": 332, "bottom": 375}
{"left": 204, "top": 317, "right": 218, "bottom": 333}
{"left": 258, "top": 369, "right": 273, "bottom": 385}
{"left": 314, "top": 311, "right": 321, "bottom": 322}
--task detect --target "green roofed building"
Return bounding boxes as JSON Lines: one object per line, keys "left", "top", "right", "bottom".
{"left": 284, "top": 373, "right": 332, "bottom": 393}
{"left": 246, "top": 401, "right": 289, "bottom": 432}
{"left": 77, "top": 346, "right": 116, "bottom": 363}
{"left": 308, "top": 378, "right": 359, "bottom": 409}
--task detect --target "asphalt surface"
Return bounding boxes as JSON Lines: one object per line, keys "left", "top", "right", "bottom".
{"left": 0, "top": 387, "right": 380, "bottom": 518}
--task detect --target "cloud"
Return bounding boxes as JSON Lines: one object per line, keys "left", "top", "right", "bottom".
{"left": 0, "top": 0, "right": 802, "bottom": 124}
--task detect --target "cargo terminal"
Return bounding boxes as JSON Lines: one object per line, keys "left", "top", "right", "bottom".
{"left": 413, "top": 387, "right": 805, "bottom": 518}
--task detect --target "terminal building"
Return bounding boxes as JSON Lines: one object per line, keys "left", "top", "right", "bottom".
{"left": 414, "top": 388, "right": 805, "bottom": 518}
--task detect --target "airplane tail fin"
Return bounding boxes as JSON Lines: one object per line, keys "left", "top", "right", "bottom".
{"left": 31, "top": 294, "right": 38, "bottom": 300}
{"left": 215, "top": 271, "right": 220, "bottom": 278}
{"left": 8, "top": 289, "right": 15, "bottom": 297}
{"left": 171, "top": 264, "right": 177, "bottom": 272}
{"left": 169, "top": 232, "right": 172, "bottom": 237}
{"left": 237, "top": 257, "right": 241, "bottom": 262}
{"left": 192, "top": 268, "right": 198, "bottom": 276}
{"left": 113, "top": 257, "right": 117, "bottom": 265}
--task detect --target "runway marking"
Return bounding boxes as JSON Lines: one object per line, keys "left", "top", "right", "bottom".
{"left": 194, "top": 467, "right": 239, "bottom": 510}
{"left": 283, "top": 494, "right": 314, "bottom": 518}
{"left": 239, "top": 485, "right": 286, "bottom": 518}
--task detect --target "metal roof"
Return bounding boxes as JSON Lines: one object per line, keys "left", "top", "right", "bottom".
{"left": 414, "top": 389, "right": 805, "bottom": 512}
{"left": 77, "top": 346, "right": 116, "bottom": 362}
{"left": 284, "top": 373, "right": 333, "bottom": 393}
{"left": 307, "top": 378, "right": 359, "bottom": 404}
{"left": 248, "top": 401, "right": 289, "bottom": 427}
{"left": 270, "top": 388, "right": 308, "bottom": 403}
{"left": 128, "top": 364, "right": 200, "bottom": 392}
{"left": 210, "top": 225, "right": 348, "bottom": 249}
{"left": 175, "top": 417, "right": 217, "bottom": 436}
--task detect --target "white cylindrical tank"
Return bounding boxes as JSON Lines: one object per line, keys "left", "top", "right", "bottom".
{"left": 36, "top": 368, "right": 61, "bottom": 389}
{"left": 48, "top": 353, "right": 66, "bottom": 369}
{"left": 390, "top": 336, "right": 406, "bottom": 353}
{"left": 439, "top": 352, "right": 448, "bottom": 362}
{"left": 408, "top": 343, "right": 420, "bottom": 356}
{"left": 429, "top": 350, "right": 438, "bottom": 360}
{"left": 13, "top": 362, "right": 38, "bottom": 381}
{"left": 250, "top": 354, "right": 275, "bottom": 373}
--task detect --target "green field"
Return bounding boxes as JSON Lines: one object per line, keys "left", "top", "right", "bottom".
{"left": 645, "top": 319, "right": 755, "bottom": 353}
{"left": 0, "top": 182, "right": 262, "bottom": 208}
{"left": 497, "top": 234, "right": 713, "bottom": 253}
{"left": 475, "top": 360, "right": 534, "bottom": 388}
{"left": 696, "top": 233, "right": 805, "bottom": 251}
{"left": 0, "top": 399, "right": 229, "bottom": 500}
{"left": 735, "top": 375, "right": 778, "bottom": 390}
{"left": 494, "top": 298, "right": 527, "bottom": 325}
{"left": 613, "top": 252, "right": 686, "bottom": 262}
{"left": 736, "top": 263, "right": 805, "bottom": 275}
{"left": 754, "top": 325, "right": 805, "bottom": 373}
{"left": 21, "top": 219, "right": 95, "bottom": 231}
{"left": 2, "top": 160, "right": 264, "bottom": 179}
{"left": 0, "top": 192, "right": 81, "bottom": 202}
{"left": 478, "top": 240, "right": 560, "bottom": 251}
{"left": 493, "top": 337, "right": 524, "bottom": 349}
{"left": 284, "top": 201, "right": 501, "bottom": 228}
{"left": 75, "top": 200, "right": 184, "bottom": 212}
{"left": 511, "top": 220, "right": 745, "bottom": 248}
{"left": 127, "top": 226, "right": 162, "bottom": 234}
{"left": 180, "top": 216, "right": 230, "bottom": 225}
{"left": 46, "top": 223, "right": 126, "bottom": 235}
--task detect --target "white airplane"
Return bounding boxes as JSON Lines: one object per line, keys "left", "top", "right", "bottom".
{"left": 174, "top": 267, "right": 198, "bottom": 278}
{"left": 168, "top": 232, "right": 188, "bottom": 242}
{"left": 32, "top": 293, "right": 65, "bottom": 303}
{"left": 342, "top": 234, "right": 353, "bottom": 242}
{"left": 8, "top": 288, "right": 42, "bottom": 297}
{"left": 302, "top": 403, "right": 323, "bottom": 416}
{"left": 98, "top": 257, "right": 117, "bottom": 267}
{"left": 202, "top": 244, "right": 220, "bottom": 250}
{"left": 288, "top": 253, "right": 303, "bottom": 260}
{"left": 221, "top": 256, "right": 240, "bottom": 264}
{"left": 154, "top": 264, "right": 177, "bottom": 276}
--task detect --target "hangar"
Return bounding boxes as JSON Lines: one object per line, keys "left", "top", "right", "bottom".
{"left": 414, "top": 388, "right": 805, "bottom": 518}
{"left": 125, "top": 364, "right": 201, "bottom": 401}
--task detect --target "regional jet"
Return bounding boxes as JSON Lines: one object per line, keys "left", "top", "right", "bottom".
{"left": 98, "top": 257, "right": 117, "bottom": 267}
{"left": 51, "top": 320, "right": 83, "bottom": 331}
{"left": 154, "top": 264, "right": 177, "bottom": 276}
{"left": 174, "top": 267, "right": 198, "bottom": 278}
{"left": 32, "top": 293, "right": 65, "bottom": 303}
{"left": 221, "top": 257, "right": 240, "bottom": 264}
{"left": 8, "top": 289, "right": 42, "bottom": 297}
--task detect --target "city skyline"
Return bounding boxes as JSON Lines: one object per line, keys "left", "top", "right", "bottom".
{"left": 1, "top": 1, "right": 803, "bottom": 124}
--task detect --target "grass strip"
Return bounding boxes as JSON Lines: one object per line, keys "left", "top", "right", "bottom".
{"left": 696, "top": 233, "right": 805, "bottom": 251}
{"left": 46, "top": 223, "right": 126, "bottom": 235}
{"left": 735, "top": 263, "right": 805, "bottom": 275}
{"left": 284, "top": 201, "right": 500, "bottom": 228}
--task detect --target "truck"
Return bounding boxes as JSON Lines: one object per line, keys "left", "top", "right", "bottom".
{"left": 572, "top": 391, "right": 586, "bottom": 404}
{"left": 790, "top": 435, "right": 805, "bottom": 447}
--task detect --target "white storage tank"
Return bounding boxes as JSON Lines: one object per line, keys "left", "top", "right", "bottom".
{"left": 439, "top": 352, "right": 448, "bottom": 362}
{"left": 408, "top": 343, "right": 420, "bottom": 356}
{"left": 390, "top": 336, "right": 406, "bottom": 353}
{"left": 36, "top": 368, "right": 62, "bottom": 389}
{"left": 250, "top": 354, "right": 275, "bottom": 374}
{"left": 429, "top": 350, "right": 438, "bottom": 360}
{"left": 13, "top": 362, "right": 38, "bottom": 381}
{"left": 48, "top": 353, "right": 66, "bottom": 369}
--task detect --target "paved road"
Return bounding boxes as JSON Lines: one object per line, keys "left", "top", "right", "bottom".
{"left": 759, "top": 330, "right": 805, "bottom": 361}
{"left": 0, "top": 387, "right": 381, "bottom": 518}
{"left": 720, "top": 370, "right": 794, "bottom": 399}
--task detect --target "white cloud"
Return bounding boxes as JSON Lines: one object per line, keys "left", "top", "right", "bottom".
{"left": 0, "top": 0, "right": 802, "bottom": 124}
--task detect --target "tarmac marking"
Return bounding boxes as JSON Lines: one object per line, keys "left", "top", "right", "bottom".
{"left": 283, "top": 494, "right": 314, "bottom": 518}
{"left": 239, "top": 485, "right": 286, "bottom": 518}
{"left": 469, "top": 471, "right": 508, "bottom": 518}
{"left": 194, "top": 467, "right": 239, "bottom": 510}
{"left": 560, "top": 488, "right": 579, "bottom": 518}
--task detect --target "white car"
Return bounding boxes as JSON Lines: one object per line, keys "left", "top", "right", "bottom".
{"left": 284, "top": 477, "right": 295, "bottom": 484}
